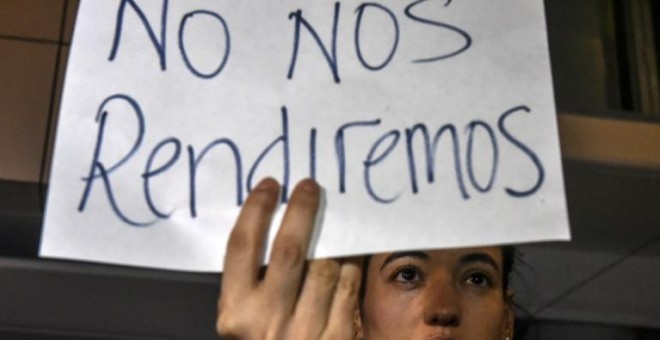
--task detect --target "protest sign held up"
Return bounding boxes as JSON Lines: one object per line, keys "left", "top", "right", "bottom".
{"left": 41, "top": 0, "right": 570, "bottom": 272}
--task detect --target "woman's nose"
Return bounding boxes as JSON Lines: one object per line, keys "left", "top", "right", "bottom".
{"left": 422, "top": 280, "right": 461, "bottom": 327}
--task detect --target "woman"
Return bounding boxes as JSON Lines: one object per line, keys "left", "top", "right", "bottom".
{"left": 217, "top": 178, "right": 515, "bottom": 339}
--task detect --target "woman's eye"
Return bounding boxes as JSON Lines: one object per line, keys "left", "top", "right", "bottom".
{"left": 394, "top": 266, "right": 420, "bottom": 283}
{"left": 466, "top": 272, "right": 491, "bottom": 287}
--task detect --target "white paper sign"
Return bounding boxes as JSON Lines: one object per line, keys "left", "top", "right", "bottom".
{"left": 41, "top": 0, "right": 570, "bottom": 272}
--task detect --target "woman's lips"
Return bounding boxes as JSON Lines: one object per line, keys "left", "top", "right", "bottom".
{"left": 426, "top": 331, "right": 455, "bottom": 340}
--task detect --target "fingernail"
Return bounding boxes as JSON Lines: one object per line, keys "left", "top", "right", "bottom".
{"left": 300, "top": 178, "right": 319, "bottom": 193}
{"left": 256, "top": 177, "right": 278, "bottom": 192}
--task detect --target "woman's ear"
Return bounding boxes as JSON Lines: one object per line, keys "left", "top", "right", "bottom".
{"left": 354, "top": 307, "right": 364, "bottom": 339}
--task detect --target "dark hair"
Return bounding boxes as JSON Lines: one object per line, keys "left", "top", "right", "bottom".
{"left": 502, "top": 245, "right": 515, "bottom": 295}
{"left": 359, "top": 246, "right": 517, "bottom": 306}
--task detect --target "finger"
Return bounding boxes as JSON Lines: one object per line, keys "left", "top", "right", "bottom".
{"left": 289, "top": 259, "right": 341, "bottom": 338}
{"left": 222, "top": 177, "right": 280, "bottom": 296}
{"left": 321, "top": 257, "right": 363, "bottom": 340}
{"left": 262, "top": 179, "right": 321, "bottom": 311}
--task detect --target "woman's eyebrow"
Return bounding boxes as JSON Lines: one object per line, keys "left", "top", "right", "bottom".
{"left": 460, "top": 252, "right": 500, "bottom": 272}
{"left": 380, "top": 251, "right": 430, "bottom": 271}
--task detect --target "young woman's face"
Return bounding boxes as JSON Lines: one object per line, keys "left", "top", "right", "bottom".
{"left": 357, "top": 247, "right": 513, "bottom": 340}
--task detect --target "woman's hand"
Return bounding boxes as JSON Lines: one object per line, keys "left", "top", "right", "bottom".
{"left": 217, "top": 178, "right": 362, "bottom": 340}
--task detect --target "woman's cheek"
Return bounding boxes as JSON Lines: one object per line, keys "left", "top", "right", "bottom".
{"left": 364, "top": 287, "right": 420, "bottom": 337}
{"left": 461, "top": 298, "right": 507, "bottom": 339}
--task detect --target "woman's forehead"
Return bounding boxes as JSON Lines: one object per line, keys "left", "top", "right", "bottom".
{"left": 371, "top": 246, "right": 503, "bottom": 268}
